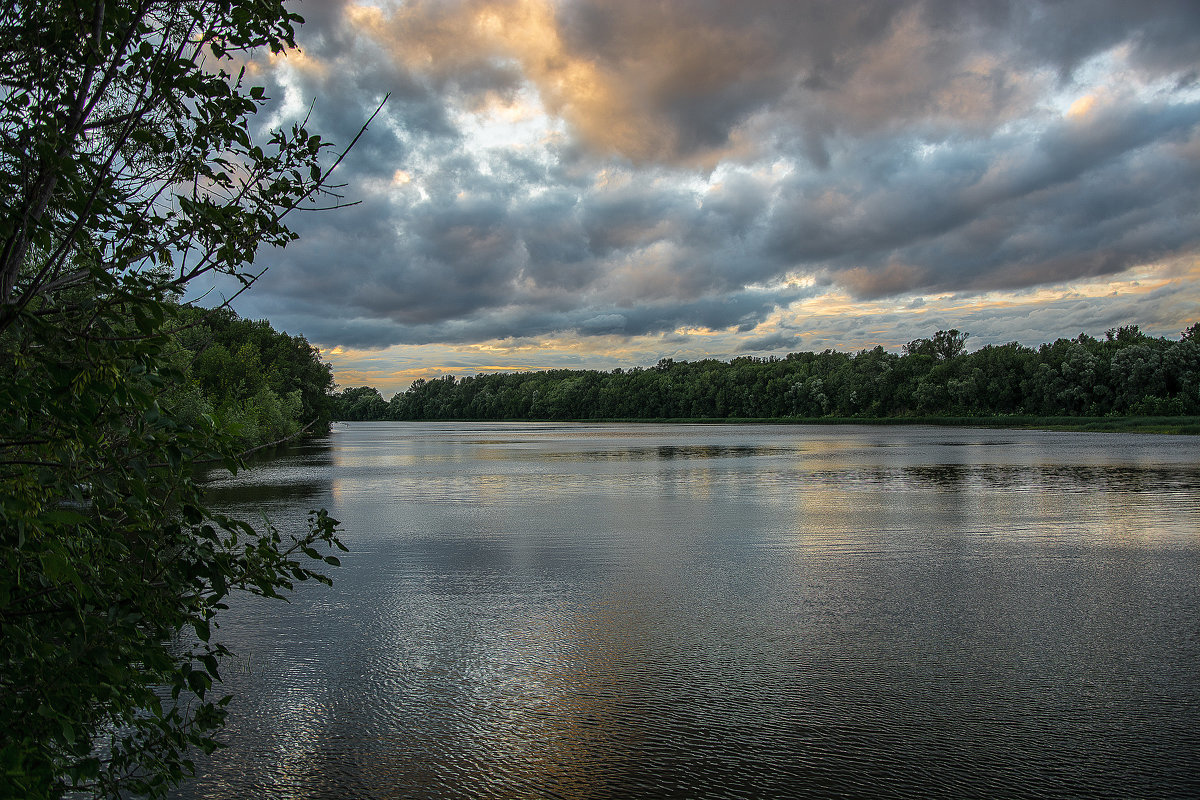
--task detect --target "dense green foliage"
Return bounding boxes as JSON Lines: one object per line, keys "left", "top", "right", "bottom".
{"left": 167, "top": 307, "right": 335, "bottom": 449}
{"left": 0, "top": 291, "right": 345, "bottom": 798}
{"left": 0, "top": 2, "right": 358, "bottom": 797}
{"left": 329, "top": 385, "right": 388, "bottom": 422}
{"left": 369, "top": 326, "right": 1200, "bottom": 422}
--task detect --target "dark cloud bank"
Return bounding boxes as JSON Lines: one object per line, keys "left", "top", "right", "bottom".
{"left": 231, "top": 0, "right": 1200, "bottom": 354}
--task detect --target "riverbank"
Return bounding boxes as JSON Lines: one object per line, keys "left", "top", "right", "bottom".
{"left": 440, "top": 415, "right": 1200, "bottom": 435}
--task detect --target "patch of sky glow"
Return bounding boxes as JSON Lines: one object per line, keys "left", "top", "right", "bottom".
{"left": 593, "top": 167, "right": 634, "bottom": 192}
{"left": 253, "top": 67, "right": 305, "bottom": 134}
{"left": 252, "top": 47, "right": 331, "bottom": 135}
{"left": 452, "top": 86, "right": 563, "bottom": 171}
{"left": 773, "top": 256, "right": 1199, "bottom": 342}
{"left": 700, "top": 162, "right": 736, "bottom": 187}
{"left": 1042, "top": 46, "right": 1126, "bottom": 118}
{"left": 913, "top": 140, "right": 952, "bottom": 161}
{"left": 1166, "top": 78, "right": 1200, "bottom": 104}
{"left": 1041, "top": 43, "right": 1199, "bottom": 120}
{"left": 356, "top": 0, "right": 402, "bottom": 10}
{"left": 745, "top": 272, "right": 818, "bottom": 293}
{"left": 752, "top": 158, "right": 797, "bottom": 183}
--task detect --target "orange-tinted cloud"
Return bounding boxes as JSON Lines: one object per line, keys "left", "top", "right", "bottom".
{"left": 345, "top": 0, "right": 660, "bottom": 160}
{"left": 223, "top": 0, "right": 1200, "bottom": 383}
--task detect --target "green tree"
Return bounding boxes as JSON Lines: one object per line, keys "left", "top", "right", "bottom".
{"left": 332, "top": 386, "right": 388, "bottom": 421}
{"left": 349, "top": 324, "right": 1200, "bottom": 423}
{"left": 175, "top": 307, "right": 335, "bottom": 442}
{"left": 905, "top": 329, "right": 970, "bottom": 362}
{"left": 0, "top": 3, "right": 376, "bottom": 796}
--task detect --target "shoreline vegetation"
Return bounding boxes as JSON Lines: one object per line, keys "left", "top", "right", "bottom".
{"left": 164, "top": 305, "right": 336, "bottom": 450}
{"left": 331, "top": 326, "right": 1200, "bottom": 434}
{"left": 1, "top": 4, "right": 355, "bottom": 798}
{"left": 342, "top": 415, "right": 1200, "bottom": 435}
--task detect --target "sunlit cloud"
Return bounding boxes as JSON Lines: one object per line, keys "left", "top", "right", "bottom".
{"left": 209, "top": 0, "right": 1200, "bottom": 391}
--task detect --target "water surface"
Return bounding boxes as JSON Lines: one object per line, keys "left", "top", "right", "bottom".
{"left": 179, "top": 422, "right": 1200, "bottom": 799}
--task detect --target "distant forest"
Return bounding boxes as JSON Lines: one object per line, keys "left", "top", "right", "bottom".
{"left": 331, "top": 325, "right": 1200, "bottom": 422}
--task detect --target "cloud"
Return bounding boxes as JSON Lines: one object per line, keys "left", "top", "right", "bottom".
{"left": 766, "top": 95, "right": 1200, "bottom": 296}
{"left": 742, "top": 331, "right": 806, "bottom": 353}
{"left": 210, "top": 0, "right": 1200, "bottom": 389}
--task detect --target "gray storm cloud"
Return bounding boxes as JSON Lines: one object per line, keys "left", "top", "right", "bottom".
{"left": 226, "top": 0, "right": 1200, "bottom": 352}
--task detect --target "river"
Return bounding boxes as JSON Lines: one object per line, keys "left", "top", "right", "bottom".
{"left": 175, "top": 422, "right": 1200, "bottom": 799}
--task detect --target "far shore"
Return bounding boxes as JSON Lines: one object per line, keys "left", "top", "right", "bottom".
{"left": 354, "top": 416, "right": 1200, "bottom": 435}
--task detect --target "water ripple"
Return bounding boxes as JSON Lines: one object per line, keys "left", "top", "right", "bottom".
{"left": 175, "top": 424, "right": 1200, "bottom": 799}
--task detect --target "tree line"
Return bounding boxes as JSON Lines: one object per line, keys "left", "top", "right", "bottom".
{"left": 334, "top": 325, "right": 1200, "bottom": 422}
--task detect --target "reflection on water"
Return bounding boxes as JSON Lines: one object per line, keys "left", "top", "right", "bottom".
{"left": 539, "top": 444, "right": 795, "bottom": 461}
{"left": 175, "top": 423, "right": 1200, "bottom": 799}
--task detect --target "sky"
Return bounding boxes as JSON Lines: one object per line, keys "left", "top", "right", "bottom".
{"left": 216, "top": 0, "right": 1200, "bottom": 396}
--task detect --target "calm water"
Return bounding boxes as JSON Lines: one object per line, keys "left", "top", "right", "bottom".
{"left": 177, "top": 422, "right": 1200, "bottom": 799}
